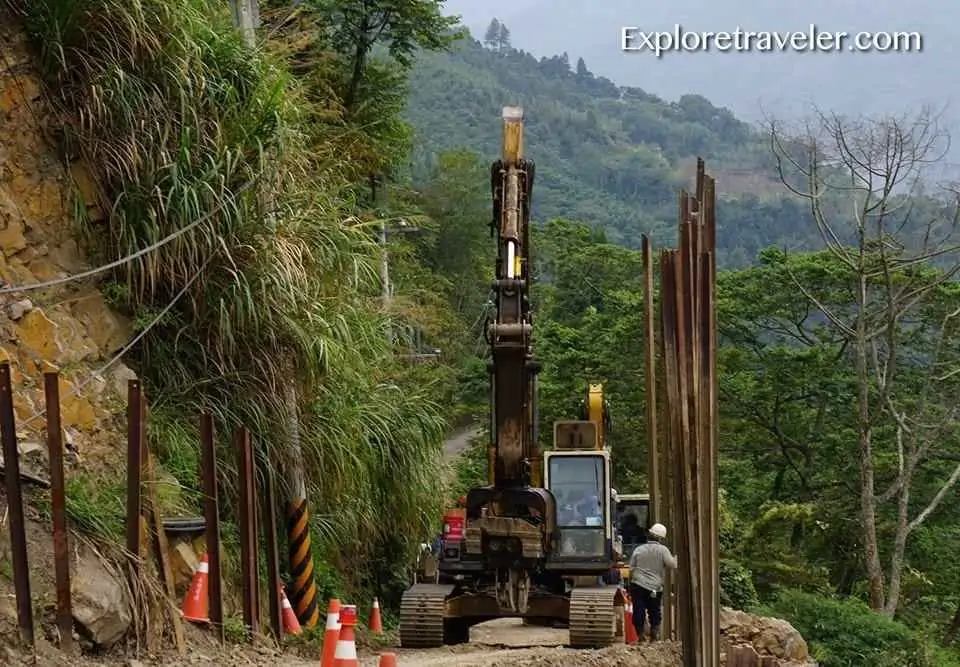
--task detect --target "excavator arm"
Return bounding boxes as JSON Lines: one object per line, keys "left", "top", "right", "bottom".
{"left": 462, "top": 107, "right": 557, "bottom": 613}
{"left": 487, "top": 106, "right": 537, "bottom": 485}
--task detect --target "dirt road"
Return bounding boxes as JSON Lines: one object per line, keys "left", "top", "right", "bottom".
{"left": 442, "top": 423, "right": 483, "bottom": 461}
{"left": 355, "top": 619, "right": 682, "bottom": 666}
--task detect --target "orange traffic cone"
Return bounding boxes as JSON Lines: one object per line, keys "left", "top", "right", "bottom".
{"left": 180, "top": 553, "right": 209, "bottom": 623}
{"left": 320, "top": 598, "right": 341, "bottom": 667}
{"left": 378, "top": 653, "right": 397, "bottom": 667}
{"left": 280, "top": 585, "right": 302, "bottom": 635}
{"left": 369, "top": 597, "right": 383, "bottom": 634}
{"left": 624, "top": 594, "right": 639, "bottom": 644}
{"left": 333, "top": 604, "right": 358, "bottom": 666}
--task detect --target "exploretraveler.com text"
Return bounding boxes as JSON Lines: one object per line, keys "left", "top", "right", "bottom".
{"left": 620, "top": 25, "right": 923, "bottom": 57}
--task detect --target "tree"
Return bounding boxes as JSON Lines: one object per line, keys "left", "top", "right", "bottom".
{"left": 483, "top": 18, "right": 501, "bottom": 49}
{"left": 576, "top": 57, "right": 590, "bottom": 78}
{"left": 312, "top": 0, "right": 461, "bottom": 110}
{"left": 495, "top": 21, "right": 511, "bottom": 52}
{"left": 770, "top": 107, "right": 960, "bottom": 615}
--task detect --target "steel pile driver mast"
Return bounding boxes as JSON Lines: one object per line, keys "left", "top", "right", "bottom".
{"left": 474, "top": 105, "right": 555, "bottom": 614}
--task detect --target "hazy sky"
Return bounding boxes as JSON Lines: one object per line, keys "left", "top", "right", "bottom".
{"left": 441, "top": 0, "right": 958, "bottom": 164}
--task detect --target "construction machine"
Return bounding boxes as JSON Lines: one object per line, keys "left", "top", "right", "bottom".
{"left": 614, "top": 493, "right": 651, "bottom": 580}
{"left": 399, "top": 108, "right": 626, "bottom": 648}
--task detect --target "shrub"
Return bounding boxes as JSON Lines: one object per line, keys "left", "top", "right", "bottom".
{"left": 720, "top": 559, "right": 759, "bottom": 610}
{"left": 760, "top": 589, "right": 950, "bottom": 667}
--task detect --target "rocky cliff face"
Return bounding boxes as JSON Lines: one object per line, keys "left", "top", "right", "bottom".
{"left": 0, "top": 18, "right": 155, "bottom": 652}
{"left": 1, "top": 21, "right": 135, "bottom": 470}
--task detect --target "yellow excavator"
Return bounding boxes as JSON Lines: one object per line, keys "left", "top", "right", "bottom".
{"left": 568, "top": 384, "right": 652, "bottom": 584}
{"left": 399, "top": 108, "right": 626, "bottom": 648}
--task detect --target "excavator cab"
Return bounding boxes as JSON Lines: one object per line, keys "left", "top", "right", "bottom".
{"left": 543, "top": 449, "right": 614, "bottom": 566}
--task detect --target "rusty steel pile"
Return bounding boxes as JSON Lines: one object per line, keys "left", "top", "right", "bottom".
{"left": 642, "top": 159, "right": 721, "bottom": 667}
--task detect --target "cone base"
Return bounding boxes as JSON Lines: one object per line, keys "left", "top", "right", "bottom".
{"left": 182, "top": 614, "right": 210, "bottom": 624}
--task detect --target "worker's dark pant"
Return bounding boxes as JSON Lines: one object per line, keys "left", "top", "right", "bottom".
{"left": 630, "top": 584, "right": 662, "bottom": 637}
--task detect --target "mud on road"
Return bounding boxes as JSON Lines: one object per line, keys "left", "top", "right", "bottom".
{"left": 357, "top": 618, "right": 682, "bottom": 667}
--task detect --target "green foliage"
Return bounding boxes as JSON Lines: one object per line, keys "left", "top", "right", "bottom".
{"left": 761, "top": 590, "right": 958, "bottom": 667}
{"left": 32, "top": 472, "right": 127, "bottom": 541}
{"left": 12, "top": 0, "right": 454, "bottom": 602}
{"left": 451, "top": 437, "right": 488, "bottom": 499}
{"left": 719, "top": 559, "right": 760, "bottom": 610}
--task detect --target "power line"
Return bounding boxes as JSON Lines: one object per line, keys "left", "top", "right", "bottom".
{"left": 18, "top": 254, "right": 215, "bottom": 427}
{"left": 0, "top": 176, "right": 258, "bottom": 296}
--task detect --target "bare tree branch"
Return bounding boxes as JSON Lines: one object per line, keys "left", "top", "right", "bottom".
{"left": 769, "top": 105, "right": 960, "bottom": 615}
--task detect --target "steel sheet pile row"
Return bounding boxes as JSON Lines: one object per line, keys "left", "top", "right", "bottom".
{"left": 643, "top": 159, "right": 720, "bottom": 666}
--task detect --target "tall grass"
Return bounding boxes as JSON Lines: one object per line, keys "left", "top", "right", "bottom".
{"left": 7, "top": 0, "right": 447, "bottom": 593}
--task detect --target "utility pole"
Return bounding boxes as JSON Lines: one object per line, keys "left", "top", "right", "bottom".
{"left": 229, "top": 0, "right": 258, "bottom": 47}
{"left": 380, "top": 219, "right": 395, "bottom": 344}
{"left": 227, "top": 0, "right": 320, "bottom": 629}
{"left": 371, "top": 175, "right": 394, "bottom": 343}
{"left": 380, "top": 221, "right": 391, "bottom": 307}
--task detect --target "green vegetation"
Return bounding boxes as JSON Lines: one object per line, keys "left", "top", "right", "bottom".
{"left": 405, "top": 26, "right": 813, "bottom": 264}
{"left": 5, "top": 2, "right": 960, "bottom": 664}
{"left": 8, "top": 0, "right": 459, "bottom": 610}
{"left": 760, "top": 591, "right": 960, "bottom": 667}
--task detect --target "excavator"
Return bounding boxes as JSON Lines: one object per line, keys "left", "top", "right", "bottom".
{"left": 399, "top": 107, "right": 626, "bottom": 648}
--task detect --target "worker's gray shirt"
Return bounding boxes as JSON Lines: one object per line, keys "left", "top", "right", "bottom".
{"left": 629, "top": 542, "right": 677, "bottom": 593}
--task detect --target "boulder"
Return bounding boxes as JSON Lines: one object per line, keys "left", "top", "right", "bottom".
{"left": 721, "top": 607, "right": 816, "bottom": 665}
{"left": 71, "top": 553, "right": 132, "bottom": 648}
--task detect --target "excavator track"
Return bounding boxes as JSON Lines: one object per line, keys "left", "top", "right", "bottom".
{"left": 399, "top": 583, "right": 454, "bottom": 648}
{"left": 568, "top": 586, "right": 625, "bottom": 648}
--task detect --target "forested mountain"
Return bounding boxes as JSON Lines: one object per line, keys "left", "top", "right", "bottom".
{"left": 405, "top": 26, "right": 815, "bottom": 266}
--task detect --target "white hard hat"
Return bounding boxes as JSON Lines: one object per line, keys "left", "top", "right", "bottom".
{"left": 649, "top": 523, "right": 667, "bottom": 539}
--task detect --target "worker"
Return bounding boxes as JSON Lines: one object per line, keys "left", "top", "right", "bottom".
{"left": 620, "top": 513, "right": 644, "bottom": 546}
{"left": 628, "top": 522, "right": 676, "bottom": 641}
{"left": 580, "top": 494, "right": 602, "bottom": 526}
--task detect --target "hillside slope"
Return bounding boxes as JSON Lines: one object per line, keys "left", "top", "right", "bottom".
{"left": 1, "top": 21, "right": 133, "bottom": 467}
{"left": 406, "top": 31, "right": 813, "bottom": 265}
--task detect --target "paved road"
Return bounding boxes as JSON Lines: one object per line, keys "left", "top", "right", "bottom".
{"left": 442, "top": 423, "right": 483, "bottom": 461}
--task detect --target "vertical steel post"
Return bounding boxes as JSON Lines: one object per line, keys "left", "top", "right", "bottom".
{"left": 199, "top": 412, "right": 223, "bottom": 641}
{"left": 236, "top": 426, "right": 259, "bottom": 639}
{"left": 642, "top": 236, "right": 659, "bottom": 523}
{"left": 262, "top": 459, "right": 282, "bottom": 643}
{"left": 0, "top": 363, "right": 33, "bottom": 646}
{"left": 45, "top": 372, "right": 72, "bottom": 652}
{"left": 125, "top": 380, "right": 144, "bottom": 578}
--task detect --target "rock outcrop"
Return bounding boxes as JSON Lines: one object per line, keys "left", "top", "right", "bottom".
{"left": 0, "top": 18, "right": 134, "bottom": 472}
{"left": 721, "top": 607, "right": 817, "bottom": 665}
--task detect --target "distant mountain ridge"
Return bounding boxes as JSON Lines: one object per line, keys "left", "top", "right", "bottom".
{"left": 405, "top": 28, "right": 814, "bottom": 266}
{"left": 437, "top": 0, "right": 958, "bottom": 165}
